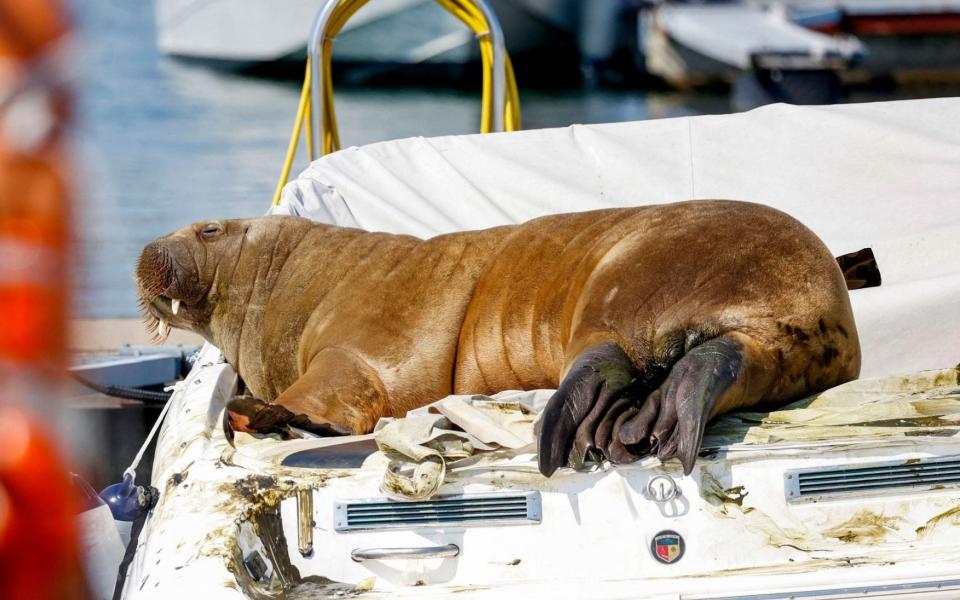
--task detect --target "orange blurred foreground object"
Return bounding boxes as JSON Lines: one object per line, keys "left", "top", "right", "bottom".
{"left": 0, "top": 405, "right": 83, "bottom": 599}
{"left": 0, "top": 0, "right": 87, "bottom": 597}
{"left": 0, "top": 0, "right": 71, "bottom": 370}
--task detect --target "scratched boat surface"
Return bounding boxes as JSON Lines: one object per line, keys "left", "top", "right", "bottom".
{"left": 120, "top": 342, "right": 960, "bottom": 598}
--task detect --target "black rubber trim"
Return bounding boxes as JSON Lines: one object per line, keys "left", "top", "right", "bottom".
{"left": 69, "top": 371, "right": 172, "bottom": 404}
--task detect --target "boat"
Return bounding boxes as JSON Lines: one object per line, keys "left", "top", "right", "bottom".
{"left": 116, "top": 96, "right": 960, "bottom": 598}
{"left": 788, "top": 0, "right": 960, "bottom": 81}
{"left": 640, "top": 0, "right": 960, "bottom": 94}
{"left": 639, "top": 2, "right": 864, "bottom": 108}
{"left": 641, "top": 2, "right": 863, "bottom": 86}
{"left": 155, "top": 0, "right": 580, "bottom": 72}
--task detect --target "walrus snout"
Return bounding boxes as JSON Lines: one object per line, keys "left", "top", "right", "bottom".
{"left": 136, "top": 241, "right": 178, "bottom": 297}
{"left": 136, "top": 237, "right": 207, "bottom": 341}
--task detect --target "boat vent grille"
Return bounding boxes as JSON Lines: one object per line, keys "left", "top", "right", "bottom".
{"left": 785, "top": 456, "right": 960, "bottom": 502}
{"left": 334, "top": 491, "right": 541, "bottom": 532}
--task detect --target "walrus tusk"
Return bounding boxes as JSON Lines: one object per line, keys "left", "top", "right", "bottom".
{"left": 157, "top": 319, "right": 169, "bottom": 340}
{"left": 171, "top": 298, "right": 180, "bottom": 315}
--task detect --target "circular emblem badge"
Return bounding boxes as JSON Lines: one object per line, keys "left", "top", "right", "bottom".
{"left": 650, "top": 530, "right": 685, "bottom": 565}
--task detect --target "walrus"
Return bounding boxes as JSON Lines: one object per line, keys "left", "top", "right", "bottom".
{"left": 135, "top": 200, "right": 860, "bottom": 477}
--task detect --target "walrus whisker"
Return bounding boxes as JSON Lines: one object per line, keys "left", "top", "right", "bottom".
{"left": 136, "top": 242, "right": 181, "bottom": 299}
{"left": 136, "top": 296, "right": 164, "bottom": 344}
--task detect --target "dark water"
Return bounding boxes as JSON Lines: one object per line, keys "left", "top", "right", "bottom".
{"left": 69, "top": 0, "right": 935, "bottom": 319}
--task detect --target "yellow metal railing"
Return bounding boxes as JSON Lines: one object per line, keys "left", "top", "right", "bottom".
{"left": 272, "top": 0, "right": 521, "bottom": 206}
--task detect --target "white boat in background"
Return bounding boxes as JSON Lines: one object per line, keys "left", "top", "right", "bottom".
{"left": 784, "top": 0, "right": 960, "bottom": 80}
{"left": 640, "top": 0, "right": 960, "bottom": 91}
{"left": 117, "top": 98, "right": 960, "bottom": 598}
{"left": 641, "top": 3, "right": 863, "bottom": 84}
{"left": 157, "top": 0, "right": 424, "bottom": 65}
{"left": 640, "top": 1, "right": 863, "bottom": 109}
{"left": 154, "top": 0, "right": 581, "bottom": 69}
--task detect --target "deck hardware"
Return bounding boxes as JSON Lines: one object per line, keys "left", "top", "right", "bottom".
{"left": 243, "top": 551, "right": 268, "bottom": 581}
{"left": 785, "top": 455, "right": 960, "bottom": 502}
{"left": 297, "top": 488, "right": 314, "bottom": 557}
{"left": 647, "top": 474, "right": 681, "bottom": 503}
{"left": 334, "top": 491, "right": 541, "bottom": 532}
{"left": 350, "top": 544, "right": 460, "bottom": 562}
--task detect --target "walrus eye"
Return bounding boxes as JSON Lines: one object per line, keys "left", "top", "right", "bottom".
{"left": 200, "top": 223, "right": 222, "bottom": 239}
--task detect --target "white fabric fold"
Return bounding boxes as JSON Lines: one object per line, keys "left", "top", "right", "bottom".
{"left": 372, "top": 390, "right": 552, "bottom": 500}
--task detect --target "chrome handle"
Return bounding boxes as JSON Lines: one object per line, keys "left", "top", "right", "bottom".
{"left": 350, "top": 543, "right": 460, "bottom": 562}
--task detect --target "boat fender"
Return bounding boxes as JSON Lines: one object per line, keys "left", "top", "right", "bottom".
{"left": 99, "top": 472, "right": 159, "bottom": 522}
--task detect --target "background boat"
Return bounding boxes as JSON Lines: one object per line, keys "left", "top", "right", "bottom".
{"left": 641, "top": 0, "right": 960, "bottom": 88}
{"left": 155, "top": 0, "right": 589, "bottom": 78}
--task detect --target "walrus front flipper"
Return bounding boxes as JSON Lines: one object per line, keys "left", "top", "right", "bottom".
{"left": 537, "top": 342, "right": 635, "bottom": 477}
{"left": 223, "top": 395, "right": 350, "bottom": 446}
{"left": 272, "top": 347, "right": 390, "bottom": 436}
{"left": 621, "top": 333, "right": 773, "bottom": 475}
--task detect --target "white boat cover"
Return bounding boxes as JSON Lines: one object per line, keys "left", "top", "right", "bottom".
{"left": 274, "top": 97, "right": 960, "bottom": 380}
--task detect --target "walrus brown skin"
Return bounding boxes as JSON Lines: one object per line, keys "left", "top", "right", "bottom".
{"left": 135, "top": 200, "right": 861, "bottom": 477}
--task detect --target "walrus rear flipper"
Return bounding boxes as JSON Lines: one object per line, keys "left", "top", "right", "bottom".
{"left": 619, "top": 332, "right": 773, "bottom": 475}
{"left": 651, "top": 336, "right": 745, "bottom": 475}
{"left": 538, "top": 333, "right": 776, "bottom": 477}
{"left": 536, "top": 342, "right": 636, "bottom": 477}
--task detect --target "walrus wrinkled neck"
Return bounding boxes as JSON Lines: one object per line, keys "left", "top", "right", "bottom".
{"left": 206, "top": 222, "right": 305, "bottom": 385}
{"left": 205, "top": 218, "right": 351, "bottom": 399}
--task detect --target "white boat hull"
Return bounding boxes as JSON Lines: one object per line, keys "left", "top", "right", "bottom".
{"left": 155, "top": 0, "right": 574, "bottom": 66}
{"left": 121, "top": 348, "right": 960, "bottom": 598}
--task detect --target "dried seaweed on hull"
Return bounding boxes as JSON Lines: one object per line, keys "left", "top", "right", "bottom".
{"left": 915, "top": 503, "right": 960, "bottom": 539}
{"left": 700, "top": 471, "right": 813, "bottom": 552}
{"left": 823, "top": 510, "right": 905, "bottom": 544}
{"left": 701, "top": 368, "right": 960, "bottom": 449}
